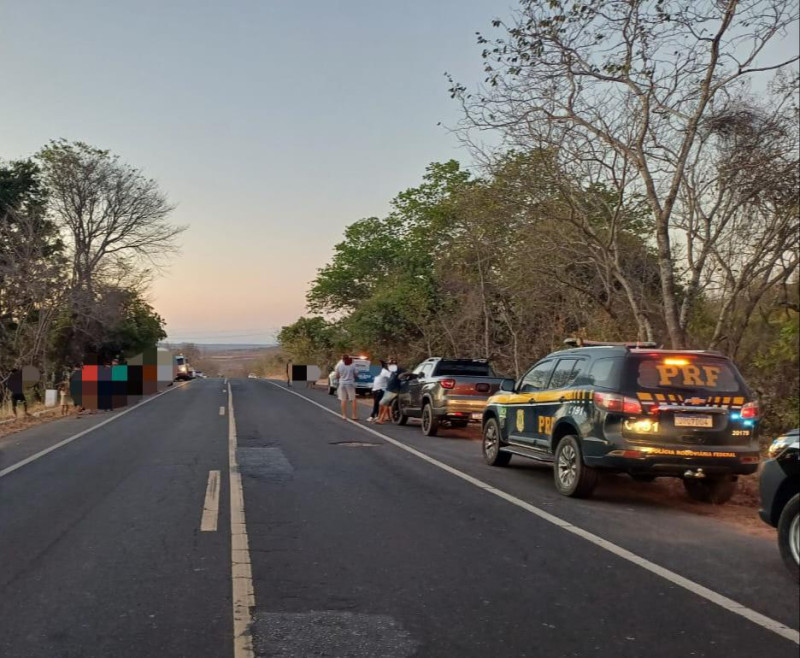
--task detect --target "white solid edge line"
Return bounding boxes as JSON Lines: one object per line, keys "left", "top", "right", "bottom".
{"left": 201, "top": 470, "right": 221, "bottom": 532}
{"left": 267, "top": 381, "right": 800, "bottom": 646}
{"left": 219, "top": 406, "right": 226, "bottom": 416}
{"left": 228, "top": 383, "right": 255, "bottom": 658}
{"left": 0, "top": 382, "right": 189, "bottom": 480}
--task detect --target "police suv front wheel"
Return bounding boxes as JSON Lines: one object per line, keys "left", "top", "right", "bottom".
{"left": 553, "top": 435, "right": 597, "bottom": 498}
{"left": 482, "top": 418, "right": 511, "bottom": 466}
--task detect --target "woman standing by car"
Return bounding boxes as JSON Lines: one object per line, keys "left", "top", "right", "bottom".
{"left": 367, "top": 360, "right": 391, "bottom": 423}
{"left": 335, "top": 355, "right": 358, "bottom": 421}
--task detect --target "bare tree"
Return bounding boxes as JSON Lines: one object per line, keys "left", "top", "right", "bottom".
{"left": 450, "top": 0, "right": 799, "bottom": 347}
{"left": 38, "top": 140, "right": 185, "bottom": 295}
{"left": 37, "top": 141, "right": 185, "bottom": 364}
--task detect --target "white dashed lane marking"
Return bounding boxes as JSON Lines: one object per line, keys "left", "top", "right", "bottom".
{"left": 200, "top": 470, "right": 221, "bottom": 532}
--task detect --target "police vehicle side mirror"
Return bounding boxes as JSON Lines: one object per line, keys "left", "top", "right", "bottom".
{"left": 500, "top": 378, "right": 515, "bottom": 392}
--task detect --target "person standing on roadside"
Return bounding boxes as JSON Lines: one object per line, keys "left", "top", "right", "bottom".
{"left": 58, "top": 379, "right": 70, "bottom": 416}
{"left": 70, "top": 365, "right": 84, "bottom": 416}
{"left": 335, "top": 354, "right": 358, "bottom": 420}
{"left": 367, "top": 360, "right": 391, "bottom": 423}
{"left": 8, "top": 368, "right": 28, "bottom": 418}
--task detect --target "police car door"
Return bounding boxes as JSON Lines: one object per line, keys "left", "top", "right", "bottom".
{"left": 511, "top": 360, "right": 556, "bottom": 446}
{"left": 531, "top": 358, "right": 581, "bottom": 451}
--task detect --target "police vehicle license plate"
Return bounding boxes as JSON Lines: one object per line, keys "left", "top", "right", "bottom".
{"left": 674, "top": 415, "right": 713, "bottom": 428}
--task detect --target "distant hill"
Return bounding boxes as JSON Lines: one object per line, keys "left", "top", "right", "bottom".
{"left": 198, "top": 343, "right": 277, "bottom": 352}
{"left": 159, "top": 342, "right": 278, "bottom": 352}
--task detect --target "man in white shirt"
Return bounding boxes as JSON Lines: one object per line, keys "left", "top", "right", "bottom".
{"left": 335, "top": 354, "right": 358, "bottom": 420}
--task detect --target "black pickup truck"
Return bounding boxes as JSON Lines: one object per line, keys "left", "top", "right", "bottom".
{"left": 392, "top": 358, "right": 506, "bottom": 436}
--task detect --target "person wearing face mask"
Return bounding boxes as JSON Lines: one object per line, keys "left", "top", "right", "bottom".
{"left": 375, "top": 358, "right": 408, "bottom": 424}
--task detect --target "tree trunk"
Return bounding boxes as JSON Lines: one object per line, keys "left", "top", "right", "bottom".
{"left": 654, "top": 214, "right": 684, "bottom": 347}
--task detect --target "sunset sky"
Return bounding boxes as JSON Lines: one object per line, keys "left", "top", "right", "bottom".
{"left": 1, "top": 0, "right": 505, "bottom": 343}
{"left": 3, "top": 1, "right": 795, "bottom": 344}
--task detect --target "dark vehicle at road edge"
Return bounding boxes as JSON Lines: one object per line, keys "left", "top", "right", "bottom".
{"left": 759, "top": 429, "right": 799, "bottom": 579}
{"left": 393, "top": 358, "right": 505, "bottom": 436}
{"left": 482, "top": 339, "right": 761, "bottom": 503}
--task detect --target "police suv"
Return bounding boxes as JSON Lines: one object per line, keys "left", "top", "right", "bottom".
{"left": 481, "top": 340, "right": 760, "bottom": 503}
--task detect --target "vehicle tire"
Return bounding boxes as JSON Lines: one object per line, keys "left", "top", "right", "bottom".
{"left": 631, "top": 474, "right": 656, "bottom": 483}
{"left": 682, "top": 476, "right": 737, "bottom": 504}
{"left": 482, "top": 417, "right": 511, "bottom": 466}
{"left": 553, "top": 435, "right": 598, "bottom": 498}
{"left": 777, "top": 494, "right": 800, "bottom": 579}
{"left": 328, "top": 386, "right": 335, "bottom": 396}
{"left": 391, "top": 399, "right": 408, "bottom": 426}
{"left": 421, "top": 404, "right": 439, "bottom": 437}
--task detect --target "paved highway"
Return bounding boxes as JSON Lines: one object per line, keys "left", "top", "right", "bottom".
{"left": 0, "top": 378, "right": 797, "bottom": 657}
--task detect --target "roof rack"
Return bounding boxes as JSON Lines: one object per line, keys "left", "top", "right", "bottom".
{"left": 563, "top": 338, "right": 661, "bottom": 349}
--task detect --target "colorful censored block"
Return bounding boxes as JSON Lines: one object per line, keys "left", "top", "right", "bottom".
{"left": 69, "top": 348, "right": 175, "bottom": 411}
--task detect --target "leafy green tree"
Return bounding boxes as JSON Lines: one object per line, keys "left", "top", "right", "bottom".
{"left": 306, "top": 217, "right": 404, "bottom": 313}
{"left": 277, "top": 316, "right": 342, "bottom": 369}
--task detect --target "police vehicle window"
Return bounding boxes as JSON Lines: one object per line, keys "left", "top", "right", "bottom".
{"left": 519, "top": 360, "right": 555, "bottom": 393}
{"left": 587, "top": 358, "right": 621, "bottom": 388}
{"left": 636, "top": 356, "right": 742, "bottom": 393}
{"left": 550, "top": 359, "right": 580, "bottom": 389}
{"left": 435, "top": 360, "right": 494, "bottom": 377}
{"left": 419, "top": 364, "right": 433, "bottom": 379}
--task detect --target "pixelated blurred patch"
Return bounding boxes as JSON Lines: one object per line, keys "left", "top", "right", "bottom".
{"left": 82, "top": 365, "right": 98, "bottom": 382}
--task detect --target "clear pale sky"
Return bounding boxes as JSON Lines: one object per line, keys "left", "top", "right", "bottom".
{"left": 3, "top": 2, "right": 795, "bottom": 344}
{"left": 1, "top": 0, "right": 508, "bottom": 343}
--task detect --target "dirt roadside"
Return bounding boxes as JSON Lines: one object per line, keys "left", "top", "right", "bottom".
{"left": 0, "top": 404, "right": 70, "bottom": 440}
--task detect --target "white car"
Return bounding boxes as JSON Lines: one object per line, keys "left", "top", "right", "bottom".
{"left": 328, "top": 357, "right": 374, "bottom": 396}
{"left": 248, "top": 373, "right": 258, "bottom": 379}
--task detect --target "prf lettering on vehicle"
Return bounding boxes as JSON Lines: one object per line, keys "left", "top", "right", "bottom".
{"left": 656, "top": 362, "right": 721, "bottom": 387}
{"left": 538, "top": 416, "right": 554, "bottom": 434}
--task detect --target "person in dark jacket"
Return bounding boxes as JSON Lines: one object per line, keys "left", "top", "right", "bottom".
{"left": 7, "top": 369, "right": 28, "bottom": 417}
{"left": 375, "top": 359, "right": 410, "bottom": 424}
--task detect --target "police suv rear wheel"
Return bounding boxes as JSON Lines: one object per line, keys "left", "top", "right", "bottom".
{"left": 682, "top": 476, "right": 737, "bottom": 504}
{"left": 553, "top": 435, "right": 597, "bottom": 498}
{"left": 482, "top": 417, "right": 511, "bottom": 466}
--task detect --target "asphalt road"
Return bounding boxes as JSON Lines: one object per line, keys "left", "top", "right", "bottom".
{"left": 0, "top": 378, "right": 797, "bottom": 658}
